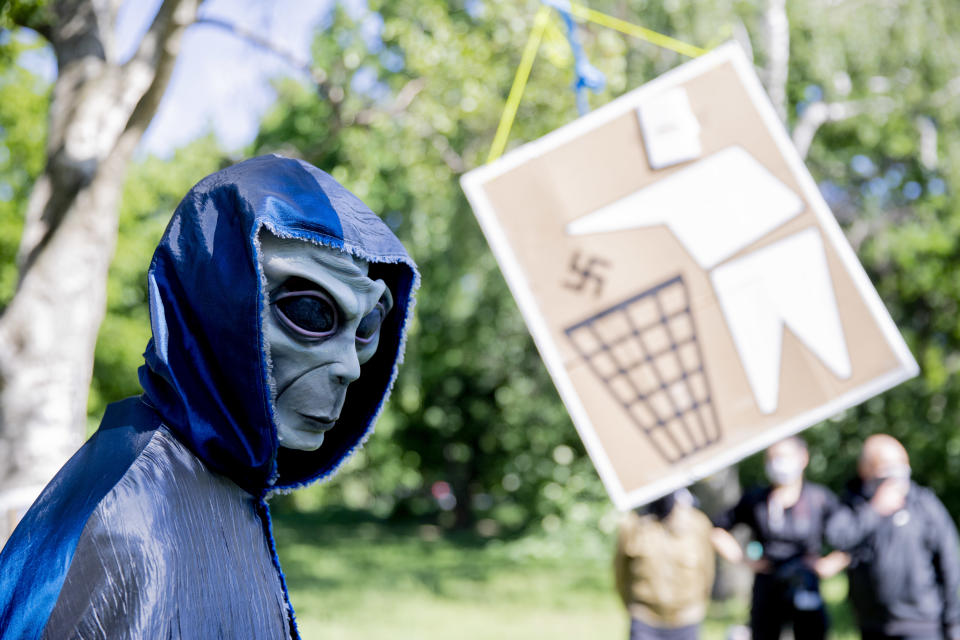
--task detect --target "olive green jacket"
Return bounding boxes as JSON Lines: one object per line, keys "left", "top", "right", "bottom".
{"left": 614, "top": 504, "right": 715, "bottom": 627}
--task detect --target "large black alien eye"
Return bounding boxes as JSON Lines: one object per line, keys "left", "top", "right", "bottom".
{"left": 355, "top": 302, "right": 387, "bottom": 344}
{"left": 273, "top": 289, "right": 338, "bottom": 339}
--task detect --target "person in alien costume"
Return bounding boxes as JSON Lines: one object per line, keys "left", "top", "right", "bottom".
{"left": 0, "top": 155, "right": 418, "bottom": 639}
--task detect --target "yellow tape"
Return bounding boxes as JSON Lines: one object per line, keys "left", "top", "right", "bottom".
{"left": 487, "top": 5, "right": 551, "bottom": 164}
{"left": 568, "top": 3, "right": 705, "bottom": 58}
{"left": 486, "top": 4, "right": 707, "bottom": 165}
{"left": 542, "top": 13, "right": 573, "bottom": 68}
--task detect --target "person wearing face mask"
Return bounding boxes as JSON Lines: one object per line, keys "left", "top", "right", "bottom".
{"left": 826, "top": 434, "right": 960, "bottom": 640}
{"left": 710, "top": 436, "right": 848, "bottom": 640}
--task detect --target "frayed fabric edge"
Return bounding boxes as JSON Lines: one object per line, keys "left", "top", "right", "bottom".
{"left": 256, "top": 497, "right": 301, "bottom": 640}
{"left": 257, "top": 220, "right": 420, "bottom": 497}
{"left": 265, "top": 263, "right": 419, "bottom": 497}
{"left": 252, "top": 222, "right": 283, "bottom": 488}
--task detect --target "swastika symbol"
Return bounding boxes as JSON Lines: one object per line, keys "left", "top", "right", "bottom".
{"left": 562, "top": 251, "right": 610, "bottom": 297}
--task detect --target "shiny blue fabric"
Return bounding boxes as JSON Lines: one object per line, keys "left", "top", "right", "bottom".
{"left": 41, "top": 426, "right": 292, "bottom": 639}
{"left": 0, "top": 155, "right": 419, "bottom": 639}
{"left": 0, "top": 398, "right": 160, "bottom": 640}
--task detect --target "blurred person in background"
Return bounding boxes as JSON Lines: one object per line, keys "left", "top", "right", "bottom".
{"left": 827, "top": 434, "right": 960, "bottom": 640}
{"left": 710, "top": 436, "right": 848, "bottom": 640}
{"left": 614, "top": 489, "right": 715, "bottom": 640}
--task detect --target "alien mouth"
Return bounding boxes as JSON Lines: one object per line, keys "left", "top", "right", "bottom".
{"left": 297, "top": 413, "right": 337, "bottom": 432}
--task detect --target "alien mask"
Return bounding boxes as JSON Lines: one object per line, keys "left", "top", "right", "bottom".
{"left": 260, "top": 230, "right": 394, "bottom": 451}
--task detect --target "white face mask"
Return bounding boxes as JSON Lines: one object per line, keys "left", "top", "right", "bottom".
{"left": 765, "top": 455, "right": 802, "bottom": 486}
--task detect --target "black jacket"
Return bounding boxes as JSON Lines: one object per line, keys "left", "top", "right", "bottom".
{"left": 715, "top": 482, "right": 840, "bottom": 567}
{"left": 827, "top": 481, "right": 960, "bottom": 638}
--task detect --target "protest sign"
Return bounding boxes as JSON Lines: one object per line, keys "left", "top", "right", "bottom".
{"left": 461, "top": 42, "right": 918, "bottom": 509}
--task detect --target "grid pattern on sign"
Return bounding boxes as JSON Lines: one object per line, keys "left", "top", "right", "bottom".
{"left": 565, "top": 275, "right": 722, "bottom": 465}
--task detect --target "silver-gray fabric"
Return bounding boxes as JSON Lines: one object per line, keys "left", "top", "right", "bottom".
{"left": 41, "top": 427, "right": 291, "bottom": 640}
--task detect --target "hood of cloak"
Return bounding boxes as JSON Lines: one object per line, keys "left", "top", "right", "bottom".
{"left": 139, "top": 153, "right": 419, "bottom": 495}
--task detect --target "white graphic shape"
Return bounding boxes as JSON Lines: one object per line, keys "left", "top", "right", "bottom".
{"left": 567, "top": 147, "right": 805, "bottom": 269}
{"left": 710, "top": 228, "right": 852, "bottom": 414}
{"left": 636, "top": 87, "right": 702, "bottom": 169}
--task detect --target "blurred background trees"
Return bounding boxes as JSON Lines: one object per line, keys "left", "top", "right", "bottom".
{"left": 1, "top": 0, "right": 959, "bottom": 541}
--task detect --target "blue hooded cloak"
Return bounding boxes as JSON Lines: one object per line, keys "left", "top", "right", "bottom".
{"left": 0, "top": 155, "right": 419, "bottom": 639}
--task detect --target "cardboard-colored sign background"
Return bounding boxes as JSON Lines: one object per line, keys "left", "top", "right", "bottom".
{"left": 461, "top": 43, "right": 918, "bottom": 509}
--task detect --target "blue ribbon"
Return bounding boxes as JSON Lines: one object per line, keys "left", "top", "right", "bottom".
{"left": 542, "top": 0, "right": 607, "bottom": 114}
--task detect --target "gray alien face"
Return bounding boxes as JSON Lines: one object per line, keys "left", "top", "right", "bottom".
{"left": 259, "top": 230, "right": 393, "bottom": 451}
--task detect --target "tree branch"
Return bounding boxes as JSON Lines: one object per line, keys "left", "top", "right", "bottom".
{"left": 354, "top": 77, "right": 426, "bottom": 126}
{"left": 916, "top": 115, "right": 938, "bottom": 170}
{"left": 931, "top": 74, "right": 960, "bottom": 108}
{"left": 193, "top": 16, "right": 331, "bottom": 93}
{"left": 426, "top": 132, "right": 466, "bottom": 174}
{"left": 731, "top": 19, "right": 754, "bottom": 64}
{"left": 191, "top": 15, "right": 428, "bottom": 140}
{"left": 123, "top": 0, "right": 188, "bottom": 74}
{"left": 761, "top": 0, "right": 789, "bottom": 122}
{"left": 121, "top": 0, "right": 199, "bottom": 139}
{"left": 842, "top": 205, "right": 913, "bottom": 253}
{"left": 791, "top": 97, "right": 895, "bottom": 158}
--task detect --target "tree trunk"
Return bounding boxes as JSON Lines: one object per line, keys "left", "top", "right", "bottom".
{"left": 0, "top": 0, "right": 198, "bottom": 538}
{"left": 762, "top": 0, "right": 790, "bottom": 123}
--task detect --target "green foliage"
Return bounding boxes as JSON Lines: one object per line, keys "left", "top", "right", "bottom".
{"left": 0, "top": 27, "right": 48, "bottom": 307}
{"left": 87, "top": 138, "right": 228, "bottom": 426}
{"left": 0, "top": 1, "right": 52, "bottom": 37}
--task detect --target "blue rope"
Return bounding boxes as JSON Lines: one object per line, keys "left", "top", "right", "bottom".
{"left": 542, "top": 0, "right": 606, "bottom": 114}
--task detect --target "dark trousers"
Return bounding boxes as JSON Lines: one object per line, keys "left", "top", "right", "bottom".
{"left": 750, "top": 572, "right": 828, "bottom": 640}
{"left": 629, "top": 618, "right": 699, "bottom": 640}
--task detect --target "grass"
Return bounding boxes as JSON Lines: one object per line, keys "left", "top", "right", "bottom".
{"left": 273, "top": 510, "right": 858, "bottom": 640}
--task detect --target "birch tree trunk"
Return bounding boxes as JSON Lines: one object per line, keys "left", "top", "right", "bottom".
{"left": 762, "top": 0, "right": 790, "bottom": 123}
{"left": 0, "top": 0, "right": 198, "bottom": 535}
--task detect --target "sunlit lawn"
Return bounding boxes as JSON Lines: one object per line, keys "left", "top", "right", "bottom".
{"left": 274, "top": 510, "right": 858, "bottom": 640}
